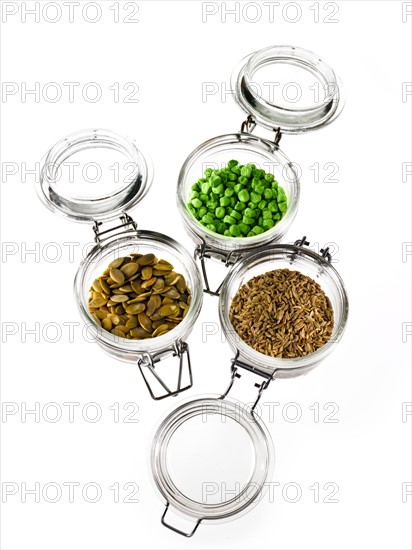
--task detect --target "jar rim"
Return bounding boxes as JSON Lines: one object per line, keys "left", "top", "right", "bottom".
{"left": 232, "top": 45, "right": 344, "bottom": 134}
{"left": 151, "top": 396, "right": 274, "bottom": 521}
{"left": 37, "top": 128, "right": 153, "bottom": 223}
{"left": 218, "top": 244, "right": 349, "bottom": 374}
{"left": 177, "top": 133, "right": 300, "bottom": 253}
{"left": 74, "top": 230, "right": 203, "bottom": 355}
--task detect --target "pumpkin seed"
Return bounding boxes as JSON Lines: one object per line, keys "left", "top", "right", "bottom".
{"left": 125, "top": 303, "right": 146, "bottom": 315}
{"left": 115, "top": 305, "right": 125, "bottom": 315}
{"left": 141, "top": 266, "right": 153, "bottom": 280}
{"left": 158, "top": 304, "right": 179, "bottom": 317}
{"left": 89, "top": 297, "right": 108, "bottom": 308}
{"left": 108, "top": 257, "right": 124, "bottom": 269}
{"left": 121, "top": 262, "right": 140, "bottom": 278}
{"left": 141, "top": 277, "right": 157, "bottom": 289}
{"left": 153, "top": 278, "right": 165, "bottom": 291}
{"left": 146, "top": 295, "right": 161, "bottom": 316}
{"left": 102, "top": 318, "right": 112, "bottom": 331}
{"left": 137, "top": 253, "right": 156, "bottom": 266}
{"left": 162, "top": 288, "right": 180, "bottom": 299}
{"left": 111, "top": 327, "right": 126, "bottom": 338}
{"left": 138, "top": 312, "right": 152, "bottom": 332}
{"left": 110, "top": 268, "right": 125, "bottom": 285}
{"left": 152, "top": 324, "right": 169, "bottom": 337}
{"left": 111, "top": 294, "right": 129, "bottom": 303}
{"left": 119, "top": 285, "right": 133, "bottom": 293}
{"left": 176, "top": 276, "right": 187, "bottom": 294}
{"left": 92, "top": 279, "right": 102, "bottom": 293}
{"left": 100, "top": 279, "right": 110, "bottom": 294}
{"left": 130, "top": 327, "right": 151, "bottom": 339}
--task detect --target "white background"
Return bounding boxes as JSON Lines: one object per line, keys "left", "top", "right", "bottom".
{"left": 1, "top": 1, "right": 411, "bottom": 549}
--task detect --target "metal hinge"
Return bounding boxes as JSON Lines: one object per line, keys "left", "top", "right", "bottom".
{"left": 220, "top": 350, "right": 274, "bottom": 413}
{"left": 240, "top": 115, "right": 282, "bottom": 147}
{"left": 194, "top": 239, "right": 242, "bottom": 296}
{"left": 93, "top": 213, "right": 137, "bottom": 244}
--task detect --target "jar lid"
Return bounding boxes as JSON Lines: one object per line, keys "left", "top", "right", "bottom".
{"left": 152, "top": 396, "right": 274, "bottom": 527}
{"left": 37, "top": 129, "right": 153, "bottom": 223}
{"left": 232, "top": 45, "right": 344, "bottom": 134}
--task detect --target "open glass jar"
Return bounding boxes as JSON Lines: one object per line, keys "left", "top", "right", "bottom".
{"left": 37, "top": 129, "right": 203, "bottom": 400}
{"left": 151, "top": 238, "right": 348, "bottom": 536}
{"left": 177, "top": 45, "right": 344, "bottom": 295}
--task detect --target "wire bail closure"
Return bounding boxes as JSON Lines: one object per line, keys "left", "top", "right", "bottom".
{"left": 194, "top": 239, "right": 242, "bottom": 296}
{"left": 137, "top": 341, "right": 193, "bottom": 400}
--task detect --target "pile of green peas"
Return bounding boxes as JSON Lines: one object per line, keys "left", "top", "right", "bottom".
{"left": 187, "top": 160, "right": 288, "bottom": 238}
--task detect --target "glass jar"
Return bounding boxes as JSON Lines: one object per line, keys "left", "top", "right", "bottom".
{"left": 37, "top": 129, "right": 203, "bottom": 400}
{"left": 150, "top": 238, "right": 348, "bottom": 536}
{"left": 219, "top": 239, "right": 349, "bottom": 379}
{"left": 176, "top": 45, "right": 344, "bottom": 295}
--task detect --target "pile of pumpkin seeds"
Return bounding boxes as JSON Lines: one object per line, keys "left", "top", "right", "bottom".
{"left": 88, "top": 253, "right": 191, "bottom": 339}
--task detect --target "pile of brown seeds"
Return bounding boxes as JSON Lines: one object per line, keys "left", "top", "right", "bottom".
{"left": 88, "top": 253, "right": 191, "bottom": 340}
{"left": 229, "top": 269, "right": 334, "bottom": 358}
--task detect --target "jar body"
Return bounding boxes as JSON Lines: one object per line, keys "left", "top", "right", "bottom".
{"left": 177, "top": 133, "right": 300, "bottom": 255}
{"left": 219, "top": 245, "right": 348, "bottom": 379}
{"left": 74, "top": 230, "right": 203, "bottom": 363}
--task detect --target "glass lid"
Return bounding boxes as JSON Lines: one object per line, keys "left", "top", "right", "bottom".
{"left": 232, "top": 45, "right": 344, "bottom": 134}
{"left": 37, "top": 128, "right": 153, "bottom": 223}
{"left": 151, "top": 396, "right": 274, "bottom": 526}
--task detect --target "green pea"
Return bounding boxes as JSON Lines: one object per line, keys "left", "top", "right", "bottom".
{"left": 212, "top": 184, "right": 224, "bottom": 195}
{"left": 224, "top": 215, "right": 236, "bottom": 225}
{"left": 262, "top": 219, "right": 275, "bottom": 229}
{"left": 201, "top": 182, "right": 211, "bottom": 194}
{"left": 190, "top": 190, "right": 199, "bottom": 200}
{"left": 217, "top": 222, "right": 227, "bottom": 234}
{"left": 230, "top": 209, "right": 242, "bottom": 221}
{"left": 227, "top": 172, "right": 237, "bottom": 181}
{"left": 268, "top": 201, "right": 279, "bottom": 213}
{"left": 273, "top": 213, "right": 281, "bottom": 221}
{"left": 224, "top": 188, "right": 235, "bottom": 197}
{"left": 233, "top": 183, "right": 243, "bottom": 194}
{"left": 224, "top": 230, "right": 231, "bottom": 237}
{"left": 242, "top": 215, "right": 254, "bottom": 225}
{"left": 240, "top": 164, "right": 253, "bottom": 179}
{"left": 191, "top": 198, "right": 202, "bottom": 209}
{"left": 230, "top": 197, "right": 236, "bottom": 207}
{"left": 207, "top": 223, "right": 216, "bottom": 232}
{"left": 204, "top": 168, "right": 212, "bottom": 178}
{"left": 239, "top": 222, "right": 249, "bottom": 235}
{"left": 262, "top": 209, "right": 272, "bottom": 219}
{"left": 215, "top": 206, "right": 226, "bottom": 219}
{"left": 255, "top": 184, "right": 265, "bottom": 195}
{"left": 234, "top": 202, "right": 246, "bottom": 212}
{"left": 202, "top": 213, "right": 215, "bottom": 224}
{"left": 238, "top": 176, "right": 248, "bottom": 185}
{"left": 198, "top": 206, "right": 207, "bottom": 218}
{"left": 264, "top": 173, "right": 274, "bottom": 182}
{"left": 229, "top": 225, "right": 241, "bottom": 237}
{"left": 247, "top": 230, "right": 256, "bottom": 237}
{"left": 264, "top": 188, "right": 273, "bottom": 200}
{"left": 252, "top": 226, "right": 265, "bottom": 235}
{"left": 206, "top": 201, "right": 218, "bottom": 211}
{"left": 231, "top": 165, "right": 241, "bottom": 175}
{"left": 250, "top": 192, "right": 262, "bottom": 204}
{"left": 220, "top": 196, "right": 231, "bottom": 207}
{"left": 258, "top": 200, "right": 267, "bottom": 210}
{"left": 191, "top": 183, "right": 200, "bottom": 191}
{"left": 238, "top": 189, "right": 250, "bottom": 203}
{"left": 279, "top": 201, "right": 288, "bottom": 213}
{"left": 244, "top": 208, "right": 257, "bottom": 218}
{"left": 227, "top": 160, "right": 238, "bottom": 169}
{"left": 199, "top": 193, "right": 209, "bottom": 203}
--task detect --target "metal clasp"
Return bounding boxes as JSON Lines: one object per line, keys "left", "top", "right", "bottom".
{"left": 240, "top": 115, "right": 282, "bottom": 148}
{"left": 137, "top": 341, "right": 193, "bottom": 400}
{"left": 93, "top": 213, "right": 137, "bottom": 244}
{"left": 194, "top": 239, "right": 241, "bottom": 296}
{"left": 220, "top": 350, "right": 274, "bottom": 413}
